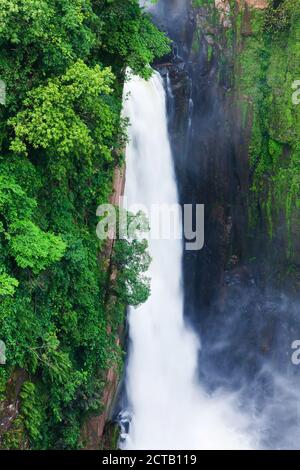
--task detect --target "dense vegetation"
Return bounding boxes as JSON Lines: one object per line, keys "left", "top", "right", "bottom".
{"left": 233, "top": 0, "right": 300, "bottom": 252}
{"left": 0, "top": 0, "right": 169, "bottom": 449}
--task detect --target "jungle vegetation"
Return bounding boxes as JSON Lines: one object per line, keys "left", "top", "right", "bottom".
{"left": 0, "top": 0, "right": 169, "bottom": 449}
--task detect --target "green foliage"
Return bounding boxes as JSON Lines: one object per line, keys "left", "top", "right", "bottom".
{"left": 0, "top": 0, "right": 163, "bottom": 450}
{"left": 0, "top": 0, "right": 170, "bottom": 115}
{"left": 192, "top": 0, "right": 214, "bottom": 7}
{"left": 235, "top": 1, "right": 300, "bottom": 251}
{"left": 0, "top": 272, "right": 18, "bottom": 296}
{"left": 19, "top": 381, "right": 44, "bottom": 445}
{"left": 264, "top": 0, "right": 297, "bottom": 34}
{"left": 97, "top": 0, "right": 170, "bottom": 79}
{"left": 113, "top": 237, "right": 151, "bottom": 306}
{"left": 0, "top": 416, "right": 27, "bottom": 449}
{"left": 9, "top": 220, "right": 66, "bottom": 273}
{"left": 0, "top": 173, "right": 36, "bottom": 223}
{"left": 112, "top": 210, "right": 151, "bottom": 306}
{"left": 9, "top": 61, "right": 117, "bottom": 164}
{"left": 0, "top": 0, "right": 96, "bottom": 112}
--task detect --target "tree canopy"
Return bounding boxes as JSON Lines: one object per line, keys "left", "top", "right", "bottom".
{"left": 0, "top": 0, "right": 169, "bottom": 449}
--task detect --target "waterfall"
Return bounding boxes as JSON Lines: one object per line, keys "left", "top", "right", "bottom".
{"left": 120, "top": 71, "right": 255, "bottom": 450}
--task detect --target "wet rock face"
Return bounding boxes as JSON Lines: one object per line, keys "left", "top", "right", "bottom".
{"left": 150, "top": 3, "right": 300, "bottom": 448}
{"left": 150, "top": 3, "right": 276, "bottom": 330}
{"left": 147, "top": 2, "right": 300, "bottom": 448}
{"left": 146, "top": 0, "right": 190, "bottom": 57}
{"left": 154, "top": 0, "right": 288, "bottom": 345}
{"left": 154, "top": 2, "right": 245, "bottom": 324}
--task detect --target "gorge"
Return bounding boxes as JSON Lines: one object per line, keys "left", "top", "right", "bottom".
{"left": 0, "top": 0, "right": 300, "bottom": 452}
{"left": 116, "top": 0, "right": 300, "bottom": 450}
{"left": 119, "top": 70, "right": 254, "bottom": 450}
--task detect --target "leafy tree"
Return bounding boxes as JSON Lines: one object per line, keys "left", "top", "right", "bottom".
{"left": 9, "top": 60, "right": 119, "bottom": 168}
{"left": 0, "top": 272, "right": 18, "bottom": 296}
{"left": 113, "top": 211, "right": 151, "bottom": 306}
{"left": 97, "top": 0, "right": 170, "bottom": 78}
{"left": 9, "top": 220, "right": 66, "bottom": 273}
{"left": 113, "top": 238, "right": 151, "bottom": 306}
{"left": 0, "top": 0, "right": 168, "bottom": 449}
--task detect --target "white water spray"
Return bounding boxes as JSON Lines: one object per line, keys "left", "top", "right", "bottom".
{"left": 121, "top": 71, "right": 255, "bottom": 450}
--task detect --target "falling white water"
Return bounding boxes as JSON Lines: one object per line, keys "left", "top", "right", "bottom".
{"left": 121, "top": 71, "right": 255, "bottom": 450}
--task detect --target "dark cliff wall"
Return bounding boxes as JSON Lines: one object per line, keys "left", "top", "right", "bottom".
{"left": 154, "top": 0, "right": 300, "bottom": 315}
{"left": 154, "top": 1, "right": 247, "bottom": 323}
{"left": 152, "top": 2, "right": 300, "bottom": 433}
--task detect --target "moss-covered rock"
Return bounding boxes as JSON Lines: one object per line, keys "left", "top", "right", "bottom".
{"left": 231, "top": 0, "right": 300, "bottom": 279}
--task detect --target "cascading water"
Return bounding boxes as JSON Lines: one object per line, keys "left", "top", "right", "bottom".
{"left": 120, "top": 71, "right": 255, "bottom": 450}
